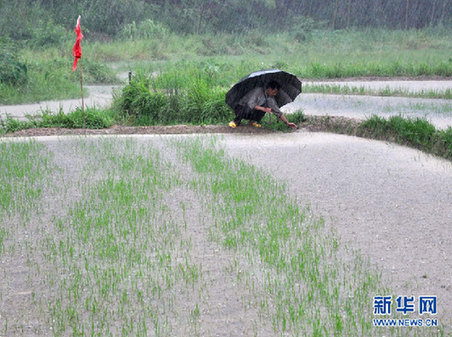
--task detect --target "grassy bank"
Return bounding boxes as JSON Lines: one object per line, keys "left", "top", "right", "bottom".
{"left": 0, "top": 107, "right": 116, "bottom": 133}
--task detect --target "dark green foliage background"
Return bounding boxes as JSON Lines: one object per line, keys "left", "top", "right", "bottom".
{"left": 0, "top": 39, "right": 28, "bottom": 86}
{"left": 1, "top": 0, "right": 450, "bottom": 41}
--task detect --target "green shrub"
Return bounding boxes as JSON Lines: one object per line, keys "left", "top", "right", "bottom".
{"left": 388, "top": 116, "right": 436, "bottom": 148}
{"left": 436, "top": 127, "right": 452, "bottom": 160}
{"left": 0, "top": 117, "right": 30, "bottom": 134}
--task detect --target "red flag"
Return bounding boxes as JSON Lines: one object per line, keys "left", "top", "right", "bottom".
{"left": 72, "top": 16, "right": 83, "bottom": 71}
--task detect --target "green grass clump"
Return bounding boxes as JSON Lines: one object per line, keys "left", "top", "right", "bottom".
{"left": 38, "top": 107, "right": 116, "bottom": 129}
{"left": 359, "top": 116, "right": 452, "bottom": 159}
{"left": 0, "top": 107, "right": 116, "bottom": 133}
{"left": 114, "top": 70, "right": 233, "bottom": 125}
{"left": 173, "top": 137, "right": 394, "bottom": 336}
{"left": 297, "top": 59, "right": 452, "bottom": 78}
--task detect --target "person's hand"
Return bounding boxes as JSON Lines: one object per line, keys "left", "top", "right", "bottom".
{"left": 287, "top": 122, "right": 297, "bottom": 129}
{"left": 264, "top": 107, "right": 272, "bottom": 114}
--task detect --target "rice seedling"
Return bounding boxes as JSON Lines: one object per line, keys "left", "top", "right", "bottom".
{"left": 0, "top": 137, "right": 205, "bottom": 336}
{"left": 0, "top": 140, "right": 54, "bottom": 252}
{"left": 170, "top": 135, "right": 438, "bottom": 336}
{"left": 37, "top": 138, "right": 207, "bottom": 335}
{"left": 1, "top": 135, "right": 446, "bottom": 336}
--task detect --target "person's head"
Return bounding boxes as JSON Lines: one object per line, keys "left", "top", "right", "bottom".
{"left": 265, "top": 80, "right": 281, "bottom": 96}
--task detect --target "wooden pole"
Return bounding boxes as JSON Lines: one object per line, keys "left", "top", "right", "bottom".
{"left": 79, "top": 62, "right": 85, "bottom": 132}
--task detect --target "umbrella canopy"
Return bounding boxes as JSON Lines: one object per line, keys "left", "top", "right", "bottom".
{"left": 225, "top": 69, "right": 302, "bottom": 111}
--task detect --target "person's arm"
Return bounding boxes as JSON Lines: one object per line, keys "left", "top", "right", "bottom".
{"left": 279, "top": 114, "right": 297, "bottom": 129}
{"left": 255, "top": 105, "right": 272, "bottom": 113}
{"left": 256, "top": 106, "right": 296, "bottom": 128}
{"left": 267, "top": 97, "right": 297, "bottom": 129}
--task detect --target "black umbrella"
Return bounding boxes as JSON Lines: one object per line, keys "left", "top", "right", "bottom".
{"left": 225, "top": 69, "right": 302, "bottom": 111}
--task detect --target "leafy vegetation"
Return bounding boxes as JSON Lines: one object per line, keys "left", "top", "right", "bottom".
{"left": 114, "top": 65, "right": 233, "bottom": 125}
